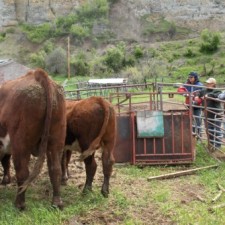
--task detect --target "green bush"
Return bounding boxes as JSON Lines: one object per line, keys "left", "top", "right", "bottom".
{"left": 78, "top": 0, "right": 109, "bottom": 21}
{"left": 168, "top": 22, "right": 177, "bottom": 38}
{"left": 200, "top": 29, "right": 221, "bottom": 53}
{"left": 104, "top": 47, "right": 124, "bottom": 72}
{"left": 183, "top": 48, "right": 196, "bottom": 57}
{"left": 70, "top": 24, "right": 90, "bottom": 42}
{"left": 43, "top": 40, "right": 54, "bottom": 54}
{"left": 29, "top": 50, "right": 47, "bottom": 68}
{"left": 133, "top": 45, "right": 144, "bottom": 59}
{"left": 71, "top": 52, "right": 90, "bottom": 76}
{"left": 124, "top": 55, "right": 136, "bottom": 67}
{"left": 55, "top": 14, "right": 78, "bottom": 35}
{"left": 124, "top": 67, "right": 144, "bottom": 84}
{"left": 0, "top": 32, "right": 6, "bottom": 42}
{"left": 21, "top": 23, "right": 53, "bottom": 43}
{"left": 45, "top": 47, "right": 67, "bottom": 74}
{"left": 90, "top": 59, "right": 109, "bottom": 77}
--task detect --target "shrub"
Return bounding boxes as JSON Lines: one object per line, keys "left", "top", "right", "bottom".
{"left": 104, "top": 47, "right": 124, "bottom": 72}
{"left": 70, "top": 24, "right": 89, "bottom": 42}
{"left": 183, "top": 48, "right": 196, "bottom": 57}
{"left": 71, "top": 52, "right": 90, "bottom": 76}
{"left": 55, "top": 14, "right": 78, "bottom": 35}
{"left": 168, "top": 22, "right": 177, "bottom": 38}
{"left": 21, "top": 23, "right": 53, "bottom": 43}
{"left": 0, "top": 32, "right": 6, "bottom": 42}
{"left": 133, "top": 45, "right": 144, "bottom": 59}
{"left": 200, "top": 29, "right": 221, "bottom": 53}
{"left": 43, "top": 40, "right": 54, "bottom": 54}
{"left": 72, "top": 60, "right": 90, "bottom": 76}
{"left": 90, "top": 60, "right": 109, "bottom": 77}
{"left": 29, "top": 50, "right": 47, "bottom": 68}
{"left": 123, "top": 67, "right": 144, "bottom": 84}
{"left": 78, "top": 0, "right": 109, "bottom": 21}
{"left": 45, "top": 47, "right": 67, "bottom": 74}
{"left": 124, "top": 55, "right": 136, "bottom": 67}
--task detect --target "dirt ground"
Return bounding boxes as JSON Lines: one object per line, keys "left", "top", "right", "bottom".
{"left": 62, "top": 151, "right": 207, "bottom": 225}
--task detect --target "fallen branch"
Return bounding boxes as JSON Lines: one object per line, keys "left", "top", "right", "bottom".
{"left": 217, "top": 183, "right": 225, "bottom": 192}
{"left": 212, "top": 190, "right": 223, "bottom": 203}
{"left": 211, "top": 183, "right": 225, "bottom": 203}
{"left": 209, "top": 203, "right": 225, "bottom": 211}
{"left": 189, "top": 191, "right": 206, "bottom": 202}
{"left": 147, "top": 165, "right": 218, "bottom": 181}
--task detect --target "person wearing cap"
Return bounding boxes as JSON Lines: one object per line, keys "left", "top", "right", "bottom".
{"left": 178, "top": 72, "right": 203, "bottom": 137}
{"left": 195, "top": 77, "right": 223, "bottom": 150}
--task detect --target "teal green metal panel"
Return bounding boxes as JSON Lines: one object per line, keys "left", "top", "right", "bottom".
{"left": 136, "top": 111, "right": 164, "bottom": 138}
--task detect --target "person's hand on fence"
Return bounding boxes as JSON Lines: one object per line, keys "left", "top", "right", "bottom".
{"left": 193, "top": 96, "right": 203, "bottom": 105}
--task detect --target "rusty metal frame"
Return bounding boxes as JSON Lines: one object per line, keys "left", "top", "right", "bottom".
{"left": 111, "top": 91, "right": 195, "bottom": 165}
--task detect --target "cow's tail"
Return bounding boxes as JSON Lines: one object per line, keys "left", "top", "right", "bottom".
{"left": 19, "top": 68, "right": 53, "bottom": 193}
{"left": 79, "top": 97, "right": 110, "bottom": 161}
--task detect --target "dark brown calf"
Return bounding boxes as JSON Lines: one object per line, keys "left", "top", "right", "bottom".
{"left": 62, "top": 96, "right": 117, "bottom": 197}
{"left": 0, "top": 68, "right": 66, "bottom": 210}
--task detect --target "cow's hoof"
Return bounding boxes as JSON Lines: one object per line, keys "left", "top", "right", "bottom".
{"left": 101, "top": 185, "right": 109, "bottom": 198}
{"left": 1, "top": 176, "right": 11, "bottom": 185}
{"left": 61, "top": 179, "right": 67, "bottom": 186}
{"left": 82, "top": 186, "right": 92, "bottom": 195}
{"left": 101, "top": 189, "right": 109, "bottom": 198}
{"left": 15, "top": 201, "right": 26, "bottom": 211}
{"left": 52, "top": 196, "right": 63, "bottom": 210}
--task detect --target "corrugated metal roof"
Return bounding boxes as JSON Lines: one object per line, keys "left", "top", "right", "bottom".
{"left": 88, "top": 78, "right": 127, "bottom": 85}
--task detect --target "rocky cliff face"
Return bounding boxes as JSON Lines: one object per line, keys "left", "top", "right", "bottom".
{"left": 109, "top": 0, "right": 225, "bottom": 41}
{"left": 0, "top": 0, "right": 81, "bottom": 28}
{"left": 1, "top": 0, "right": 225, "bottom": 34}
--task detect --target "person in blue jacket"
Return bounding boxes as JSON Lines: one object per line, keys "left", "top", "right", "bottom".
{"left": 183, "top": 72, "right": 204, "bottom": 137}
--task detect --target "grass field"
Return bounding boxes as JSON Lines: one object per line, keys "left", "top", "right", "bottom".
{"left": 1, "top": 144, "right": 225, "bottom": 225}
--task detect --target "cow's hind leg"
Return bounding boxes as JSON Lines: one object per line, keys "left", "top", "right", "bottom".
{"left": 61, "top": 150, "right": 72, "bottom": 185}
{"left": 101, "top": 143, "right": 115, "bottom": 198}
{"left": 83, "top": 154, "right": 97, "bottom": 194}
{"left": 47, "top": 147, "right": 64, "bottom": 210}
{"left": 13, "top": 151, "right": 30, "bottom": 210}
{"left": 1, "top": 154, "right": 11, "bottom": 185}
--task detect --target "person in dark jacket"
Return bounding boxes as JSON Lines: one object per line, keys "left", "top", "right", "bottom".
{"left": 195, "top": 78, "right": 222, "bottom": 150}
{"left": 182, "top": 72, "right": 203, "bottom": 136}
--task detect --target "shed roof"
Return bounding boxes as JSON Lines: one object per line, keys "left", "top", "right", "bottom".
{"left": 88, "top": 78, "right": 127, "bottom": 85}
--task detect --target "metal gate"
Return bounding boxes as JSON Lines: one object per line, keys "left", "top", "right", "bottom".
{"left": 112, "top": 92, "right": 195, "bottom": 165}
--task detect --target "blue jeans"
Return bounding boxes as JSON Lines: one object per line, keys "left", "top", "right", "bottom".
{"left": 193, "top": 108, "right": 202, "bottom": 136}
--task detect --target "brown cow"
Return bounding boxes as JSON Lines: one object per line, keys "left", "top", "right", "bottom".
{"left": 62, "top": 96, "right": 116, "bottom": 197}
{"left": 0, "top": 68, "right": 66, "bottom": 210}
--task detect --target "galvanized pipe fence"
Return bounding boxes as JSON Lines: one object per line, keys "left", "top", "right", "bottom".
{"left": 63, "top": 80, "right": 225, "bottom": 164}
